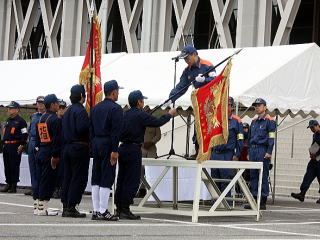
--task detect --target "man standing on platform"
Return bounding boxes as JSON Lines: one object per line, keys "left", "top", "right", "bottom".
{"left": 211, "top": 97, "right": 244, "bottom": 196}
{"left": 90, "top": 80, "right": 123, "bottom": 221}
{"left": 25, "top": 96, "right": 45, "bottom": 196}
{"left": 246, "top": 98, "right": 276, "bottom": 210}
{"left": 1, "top": 101, "right": 28, "bottom": 193}
{"left": 61, "top": 85, "right": 90, "bottom": 218}
{"left": 34, "top": 94, "right": 62, "bottom": 216}
{"left": 115, "top": 90, "right": 176, "bottom": 220}
{"left": 166, "top": 45, "right": 215, "bottom": 105}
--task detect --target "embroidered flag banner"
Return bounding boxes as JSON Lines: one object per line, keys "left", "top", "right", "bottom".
{"left": 191, "top": 60, "right": 232, "bottom": 162}
{"left": 79, "top": 14, "right": 102, "bottom": 112}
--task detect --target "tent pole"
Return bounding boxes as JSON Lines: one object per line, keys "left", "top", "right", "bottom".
{"left": 272, "top": 112, "right": 279, "bottom": 204}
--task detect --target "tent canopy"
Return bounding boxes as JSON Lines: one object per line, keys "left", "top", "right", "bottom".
{"left": 0, "top": 43, "right": 319, "bottom": 115}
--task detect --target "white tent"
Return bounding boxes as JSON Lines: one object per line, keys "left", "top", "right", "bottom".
{"left": 1, "top": 43, "right": 320, "bottom": 115}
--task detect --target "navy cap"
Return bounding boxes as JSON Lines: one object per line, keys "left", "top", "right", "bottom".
{"left": 128, "top": 90, "right": 148, "bottom": 103}
{"left": 307, "top": 120, "right": 319, "bottom": 128}
{"left": 104, "top": 80, "right": 123, "bottom": 93}
{"left": 228, "top": 97, "right": 235, "bottom": 106}
{"left": 178, "top": 45, "right": 197, "bottom": 58}
{"left": 44, "top": 94, "right": 59, "bottom": 105}
{"left": 252, "top": 98, "right": 267, "bottom": 106}
{"left": 7, "top": 101, "right": 20, "bottom": 109}
{"left": 36, "top": 96, "right": 45, "bottom": 103}
{"left": 59, "top": 99, "right": 67, "bottom": 108}
{"left": 71, "top": 84, "right": 86, "bottom": 96}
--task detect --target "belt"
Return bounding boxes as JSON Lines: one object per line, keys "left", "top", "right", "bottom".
{"left": 4, "top": 140, "right": 20, "bottom": 144}
{"left": 121, "top": 142, "right": 142, "bottom": 147}
{"left": 71, "top": 141, "right": 89, "bottom": 146}
{"left": 251, "top": 144, "right": 267, "bottom": 148}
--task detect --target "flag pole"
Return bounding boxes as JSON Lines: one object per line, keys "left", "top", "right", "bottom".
{"left": 89, "top": 2, "right": 94, "bottom": 112}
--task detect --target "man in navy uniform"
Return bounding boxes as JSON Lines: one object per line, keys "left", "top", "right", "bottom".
{"left": 25, "top": 96, "right": 45, "bottom": 197}
{"left": 90, "top": 80, "right": 123, "bottom": 221}
{"left": 53, "top": 99, "right": 67, "bottom": 199}
{"left": 291, "top": 120, "right": 320, "bottom": 204}
{"left": 61, "top": 85, "right": 90, "bottom": 218}
{"left": 1, "top": 101, "right": 28, "bottom": 193}
{"left": 115, "top": 90, "right": 176, "bottom": 220}
{"left": 34, "top": 94, "right": 62, "bottom": 216}
{"left": 211, "top": 97, "right": 244, "bottom": 197}
{"left": 247, "top": 98, "right": 276, "bottom": 210}
{"left": 166, "top": 45, "right": 215, "bottom": 105}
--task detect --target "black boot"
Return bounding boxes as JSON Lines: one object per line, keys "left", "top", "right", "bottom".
{"left": 260, "top": 196, "right": 267, "bottom": 210}
{"left": 61, "top": 202, "right": 68, "bottom": 217}
{"left": 291, "top": 190, "right": 306, "bottom": 202}
{"left": 65, "top": 204, "right": 86, "bottom": 218}
{"left": 0, "top": 184, "right": 10, "bottom": 193}
{"left": 120, "top": 206, "right": 141, "bottom": 220}
{"left": 8, "top": 183, "right": 17, "bottom": 193}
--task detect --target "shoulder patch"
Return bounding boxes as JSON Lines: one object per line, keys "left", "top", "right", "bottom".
{"left": 231, "top": 114, "right": 242, "bottom": 123}
{"left": 200, "top": 59, "right": 213, "bottom": 67}
{"left": 265, "top": 114, "right": 275, "bottom": 121}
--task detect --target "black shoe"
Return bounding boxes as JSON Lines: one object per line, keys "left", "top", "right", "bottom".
{"left": 260, "top": 204, "right": 266, "bottom": 210}
{"left": 97, "top": 210, "right": 119, "bottom": 221}
{"left": 0, "top": 184, "right": 10, "bottom": 193}
{"left": 120, "top": 209, "right": 141, "bottom": 220}
{"left": 66, "top": 206, "right": 86, "bottom": 218}
{"left": 316, "top": 199, "right": 320, "bottom": 204}
{"left": 8, "top": 184, "right": 17, "bottom": 193}
{"left": 291, "top": 192, "right": 305, "bottom": 202}
{"left": 91, "top": 211, "right": 99, "bottom": 220}
{"left": 24, "top": 190, "right": 33, "bottom": 196}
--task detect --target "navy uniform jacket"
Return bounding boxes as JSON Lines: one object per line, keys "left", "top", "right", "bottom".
{"left": 29, "top": 112, "right": 43, "bottom": 140}
{"left": 90, "top": 98, "right": 123, "bottom": 152}
{"left": 213, "top": 114, "right": 244, "bottom": 158}
{"left": 3, "top": 115, "right": 28, "bottom": 144}
{"left": 311, "top": 131, "right": 320, "bottom": 157}
{"left": 62, "top": 103, "right": 89, "bottom": 143}
{"left": 249, "top": 114, "right": 276, "bottom": 155}
{"left": 170, "top": 58, "right": 214, "bottom": 102}
{"left": 120, "top": 108, "right": 172, "bottom": 144}
{"left": 35, "top": 111, "right": 62, "bottom": 158}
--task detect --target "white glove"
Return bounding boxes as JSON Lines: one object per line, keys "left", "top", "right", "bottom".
{"left": 208, "top": 71, "right": 216, "bottom": 78}
{"left": 195, "top": 74, "right": 205, "bottom": 83}
{"left": 162, "top": 99, "right": 172, "bottom": 108}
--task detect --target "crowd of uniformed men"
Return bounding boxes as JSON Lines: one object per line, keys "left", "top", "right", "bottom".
{"left": 1, "top": 45, "right": 319, "bottom": 221}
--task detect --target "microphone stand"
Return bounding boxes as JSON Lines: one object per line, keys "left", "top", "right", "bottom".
{"left": 157, "top": 57, "right": 184, "bottom": 159}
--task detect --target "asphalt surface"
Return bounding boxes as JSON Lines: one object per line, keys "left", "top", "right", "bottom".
{"left": 0, "top": 190, "right": 320, "bottom": 240}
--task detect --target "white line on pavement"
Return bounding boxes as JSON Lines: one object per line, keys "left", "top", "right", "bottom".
{"left": 0, "top": 223, "right": 198, "bottom": 227}
{"left": 223, "top": 225, "right": 320, "bottom": 238}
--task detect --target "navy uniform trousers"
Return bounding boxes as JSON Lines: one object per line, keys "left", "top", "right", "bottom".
{"left": 34, "top": 146, "right": 57, "bottom": 201}
{"left": 300, "top": 159, "right": 320, "bottom": 192}
{"left": 3, "top": 143, "right": 22, "bottom": 184}
{"left": 28, "top": 140, "right": 38, "bottom": 193}
{"left": 115, "top": 144, "right": 142, "bottom": 208}
{"left": 211, "top": 150, "right": 234, "bottom": 197}
{"left": 249, "top": 145, "right": 270, "bottom": 197}
{"left": 91, "top": 137, "right": 116, "bottom": 188}
{"left": 61, "top": 143, "right": 89, "bottom": 205}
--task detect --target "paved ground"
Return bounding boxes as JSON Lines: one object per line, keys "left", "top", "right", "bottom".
{"left": 0, "top": 190, "right": 320, "bottom": 240}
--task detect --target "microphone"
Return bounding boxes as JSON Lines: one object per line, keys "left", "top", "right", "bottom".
{"left": 171, "top": 55, "right": 181, "bottom": 61}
